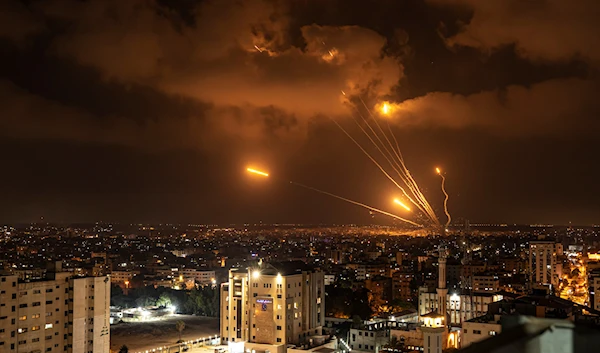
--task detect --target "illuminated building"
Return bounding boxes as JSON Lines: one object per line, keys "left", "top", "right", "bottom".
{"left": 418, "top": 249, "right": 504, "bottom": 324}
{"left": 109, "top": 270, "right": 134, "bottom": 284}
{"left": 220, "top": 261, "right": 325, "bottom": 352}
{"left": 529, "top": 240, "right": 563, "bottom": 289}
{"left": 180, "top": 269, "right": 217, "bottom": 286}
{"left": 349, "top": 323, "right": 391, "bottom": 353}
{"left": 421, "top": 312, "right": 445, "bottom": 353}
{"left": 0, "top": 262, "right": 110, "bottom": 353}
{"left": 461, "top": 314, "right": 501, "bottom": 348}
{"left": 590, "top": 275, "right": 600, "bottom": 311}
{"left": 472, "top": 274, "right": 500, "bottom": 293}
{"left": 419, "top": 287, "right": 503, "bottom": 324}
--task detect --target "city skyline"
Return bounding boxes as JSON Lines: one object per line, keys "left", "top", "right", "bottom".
{"left": 1, "top": 0, "right": 600, "bottom": 225}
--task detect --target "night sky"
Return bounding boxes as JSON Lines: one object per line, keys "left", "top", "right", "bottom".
{"left": 1, "top": 0, "right": 599, "bottom": 225}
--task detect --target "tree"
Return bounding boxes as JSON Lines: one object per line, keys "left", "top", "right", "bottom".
{"left": 119, "top": 345, "right": 129, "bottom": 353}
{"left": 111, "top": 285, "right": 124, "bottom": 297}
{"left": 135, "top": 295, "right": 156, "bottom": 308}
{"left": 156, "top": 292, "right": 172, "bottom": 308}
{"left": 186, "top": 287, "right": 219, "bottom": 316}
{"left": 385, "top": 336, "right": 402, "bottom": 350}
{"left": 176, "top": 320, "right": 186, "bottom": 342}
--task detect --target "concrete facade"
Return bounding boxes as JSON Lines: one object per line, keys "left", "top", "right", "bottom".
{"left": 220, "top": 262, "right": 325, "bottom": 350}
{"left": 529, "top": 240, "right": 563, "bottom": 288}
{"left": 0, "top": 267, "right": 110, "bottom": 353}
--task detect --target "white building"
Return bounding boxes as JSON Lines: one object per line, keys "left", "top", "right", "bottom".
{"left": 0, "top": 262, "right": 110, "bottom": 353}
{"left": 220, "top": 261, "right": 325, "bottom": 352}
{"left": 418, "top": 289, "right": 503, "bottom": 325}
{"left": 181, "top": 268, "right": 216, "bottom": 285}
{"left": 461, "top": 314, "right": 501, "bottom": 348}
{"left": 529, "top": 240, "right": 563, "bottom": 288}
{"left": 348, "top": 326, "right": 389, "bottom": 353}
{"left": 418, "top": 248, "right": 504, "bottom": 325}
{"left": 421, "top": 313, "right": 445, "bottom": 353}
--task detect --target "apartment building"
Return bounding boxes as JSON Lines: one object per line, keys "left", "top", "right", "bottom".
{"left": 472, "top": 274, "right": 500, "bottom": 293}
{"left": 181, "top": 269, "right": 216, "bottom": 285}
{"left": 529, "top": 240, "right": 563, "bottom": 288}
{"left": 220, "top": 261, "right": 325, "bottom": 351}
{"left": 0, "top": 262, "right": 110, "bottom": 353}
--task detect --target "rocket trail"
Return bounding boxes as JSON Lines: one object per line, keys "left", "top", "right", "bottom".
{"left": 342, "top": 111, "right": 425, "bottom": 213}
{"left": 344, "top": 100, "right": 434, "bottom": 221}
{"left": 352, "top": 98, "right": 440, "bottom": 226}
{"left": 437, "top": 168, "right": 451, "bottom": 228}
{"left": 247, "top": 168, "right": 269, "bottom": 177}
{"left": 393, "top": 198, "right": 411, "bottom": 211}
{"left": 329, "top": 117, "right": 418, "bottom": 203}
{"left": 359, "top": 97, "right": 440, "bottom": 225}
{"left": 290, "top": 181, "right": 422, "bottom": 227}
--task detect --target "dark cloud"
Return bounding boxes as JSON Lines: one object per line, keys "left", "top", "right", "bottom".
{"left": 0, "top": 0, "right": 402, "bottom": 152}
{"left": 33, "top": 0, "right": 401, "bottom": 117}
{"left": 0, "top": 1, "right": 43, "bottom": 43}
{"left": 0, "top": 79, "right": 303, "bottom": 150}
{"left": 429, "top": 0, "right": 600, "bottom": 64}
{"left": 0, "top": 0, "right": 599, "bottom": 224}
{"left": 381, "top": 0, "right": 600, "bottom": 134}
{"left": 390, "top": 78, "right": 600, "bottom": 135}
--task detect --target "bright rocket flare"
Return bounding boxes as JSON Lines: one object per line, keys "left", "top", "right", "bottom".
{"left": 393, "top": 198, "right": 411, "bottom": 211}
{"left": 290, "top": 181, "right": 421, "bottom": 227}
{"left": 246, "top": 168, "right": 269, "bottom": 177}
{"left": 381, "top": 102, "right": 391, "bottom": 115}
{"left": 436, "top": 167, "right": 451, "bottom": 229}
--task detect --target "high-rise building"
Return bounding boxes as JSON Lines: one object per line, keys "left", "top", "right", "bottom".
{"left": 220, "top": 261, "right": 325, "bottom": 350}
{"left": 0, "top": 262, "right": 110, "bottom": 353}
{"left": 529, "top": 240, "right": 563, "bottom": 288}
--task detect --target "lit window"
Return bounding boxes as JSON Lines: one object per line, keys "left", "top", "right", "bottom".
{"left": 18, "top": 316, "right": 26, "bottom": 321}
{"left": 45, "top": 323, "right": 53, "bottom": 329}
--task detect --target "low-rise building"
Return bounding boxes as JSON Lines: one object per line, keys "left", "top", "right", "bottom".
{"left": 472, "top": 274, "right": 500, "bottom": 293}
{"left": 462, "top": 313, "right": 502, "bottom": 348}
{"left": 349, "top": 323, "right": 390, "bottom": 353}
{"left": 181, "top": 268, "right": 216, "bottom": 285}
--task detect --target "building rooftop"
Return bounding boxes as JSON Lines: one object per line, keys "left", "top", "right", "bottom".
{"left": 459, "top": 316, "right": 600, "bottom": 353}
{"left": 466, "top": 313, "right": 503, "bottom": 324}
{"left": 260, "top": 261, "right": 318, "bottom": 276}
